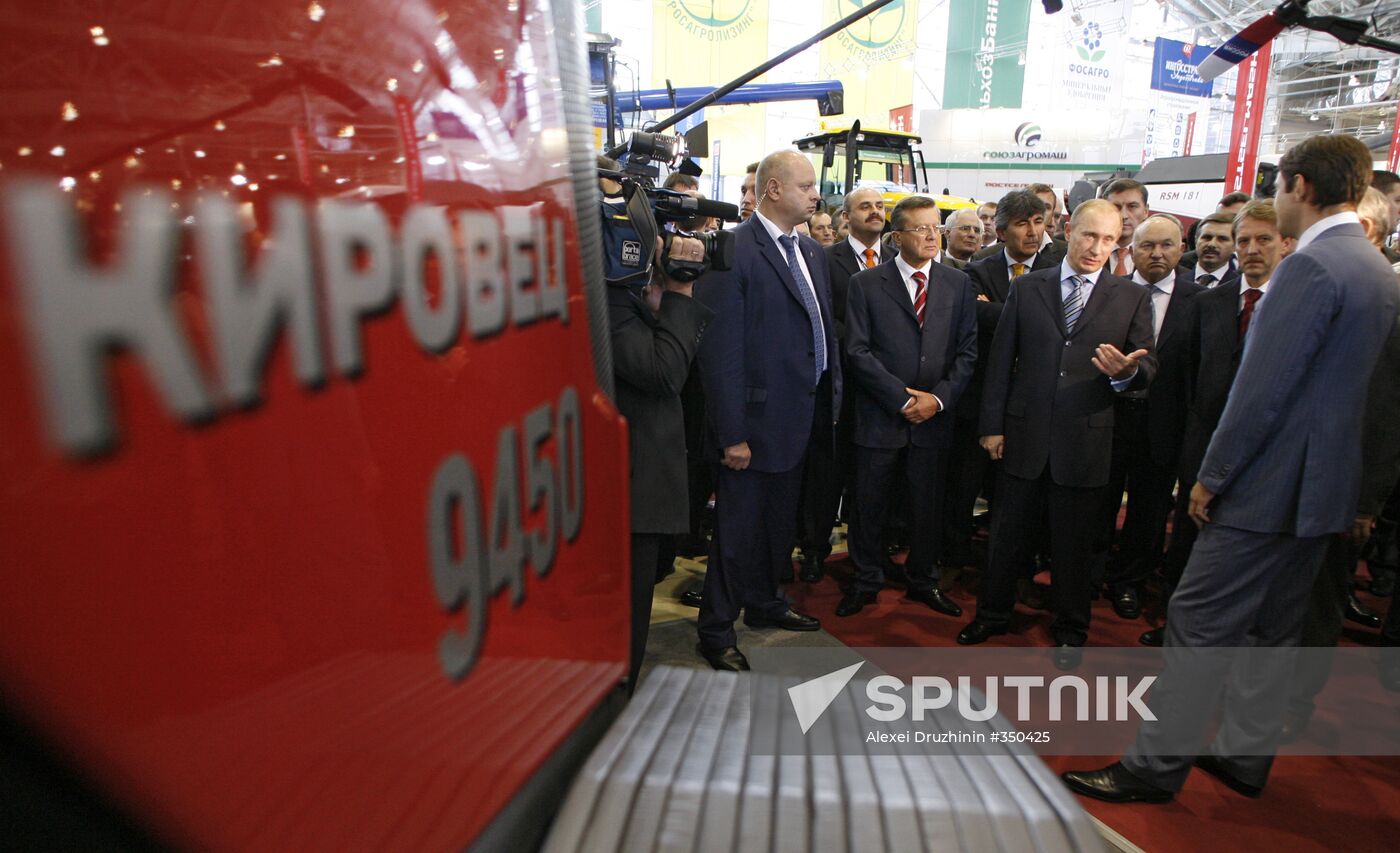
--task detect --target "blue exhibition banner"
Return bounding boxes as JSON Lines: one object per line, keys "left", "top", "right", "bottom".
{"left": 1151, "top": 38, "right": 1214, "bottom": 98}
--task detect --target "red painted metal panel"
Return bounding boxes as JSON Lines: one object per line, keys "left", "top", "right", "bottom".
{"left": 0, "top": 0, "right": 628, "bottom": 848}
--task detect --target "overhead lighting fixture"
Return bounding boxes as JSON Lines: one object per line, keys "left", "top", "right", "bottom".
{"left": 230, "top": 174, "right": 248, "bottom": 186}
{"left": 337, "top": 125, "right": 355, "bottom": 138}
{"left": 194, "top": 149, "right": 207, "bottom": 157}
{"left": 50, "top": 145, "right": 65, "bottom": 157}
{"left": 59, "top": 176, "right": 76, "bottom": 191}
{"left": 412, "top": 60, "right": 425, "bottom": 74}
{"left": 90, "top": 26, "right": 109, "bottom": 46}
{"left": 214, "top": 120, "right": 226, "bottom": 131}
{"left": 17, "top": 146, "right": 32, "bottom": 157}
{"left": 259, "top": 54, "right": 284, "bottom": 68}
{"left": 62, "top": 102, "right": 79, "bottom": 121}
{"left": 274, "top": 153, "right": 287, "bottom": 160}
{"left": 386, "top": 78, "right": 398, "bottom": 92}
{"left": 307, "top": 2, "right": 325, "bottom": 23}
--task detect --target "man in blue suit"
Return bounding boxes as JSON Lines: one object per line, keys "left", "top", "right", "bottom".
{"left": 1064, "top": 134, "right": 1400, "bottom": 803}
{"left": 838, "top": 195, "right": 978, "bottom": 617}
{"left": 694, "top": 150, "right": 841, "bottom": 670}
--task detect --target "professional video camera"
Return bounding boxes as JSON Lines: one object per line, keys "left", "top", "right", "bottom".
{"left": 600, "top": 131, "right": 739, "bottom": 286}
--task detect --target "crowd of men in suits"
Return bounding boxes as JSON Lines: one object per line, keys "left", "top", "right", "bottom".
{"left": 619, "top": 134, "right": 1400, "bottom": 806}
{"left": 639, "top": 137, "right": 1398, "bottom": 699}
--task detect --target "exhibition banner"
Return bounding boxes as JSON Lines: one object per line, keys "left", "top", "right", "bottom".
{"left": 820, "top": 0, "right": 919, "bottom": 124}
{"left": 1047, "top": 0, "right": 1133, "bottom": 113}
{"left": 1225, "top": 41, "right": 1271, "bottom": 194}
{"left": 1150, "top": 38, "right": 1214, "bottom": 98}
{"left": 943, "top": 0, "right": 1031, "bottom": 110}
{"left": 650, "top": 0, "right": 770, "bottom": 86}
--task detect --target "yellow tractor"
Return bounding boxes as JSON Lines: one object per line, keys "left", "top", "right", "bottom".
{"left": 794, "top": 121, "right": 976, "bottom": 220}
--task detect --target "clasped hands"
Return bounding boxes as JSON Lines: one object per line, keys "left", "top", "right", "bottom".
{"left": 902, "top": 387, "right": 941, "bottom": 424}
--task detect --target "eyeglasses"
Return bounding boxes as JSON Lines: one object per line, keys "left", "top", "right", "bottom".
{"left": 950, "top": 225, "right": 982, "bottom": 233}
{"left": 895, "top": 225, "right": 940, "bottom": 237}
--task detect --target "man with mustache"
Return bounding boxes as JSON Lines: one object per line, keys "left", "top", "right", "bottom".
{"left": 958, "top": 199, "right": 1157, "bottom": 670}
{"left": 800, "top": 187, "right": 895, "bottom": 582}
{"left": 1182, "top": 212, "right": 1238, "bottom": 288}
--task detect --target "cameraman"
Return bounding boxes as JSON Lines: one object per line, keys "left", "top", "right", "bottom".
{"left": 609, "top": 234, "right": 714, "bottom": 691}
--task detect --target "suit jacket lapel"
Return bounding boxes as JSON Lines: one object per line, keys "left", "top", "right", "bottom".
{"left": 989, "top": 261, "right": 1012, "bottom": 302}
{"left": 1030, "top": 271, "right": 1066, "bottom": 337}
{"left": 750, "top": 220, "right": 807, "bottom": 309}
{"left": 832, "top": 241, "right": 859, "bottom": 278}
{"left": 921, "top": 267, "right": 956, "bottom": 353}
{"left": 881, "top": 263, "right": 918, "bottom": 324}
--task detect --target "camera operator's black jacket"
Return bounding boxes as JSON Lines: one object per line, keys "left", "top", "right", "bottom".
{"left": 609, "top": 284, "right": 714, "bottom": 533}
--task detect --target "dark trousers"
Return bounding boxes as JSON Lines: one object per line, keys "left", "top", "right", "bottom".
{"left": 697, "top": 463, "right": 803, "bottom": 649}
{"left": 795, "top": 389, "right": 840, "bottom": 565}
{"left": 699, "top": 373, "right": 830, "bottom": 649}
{"left": 1287, "top": 535, "right": 1357, "bottom": 722}
{"left": 975, "top": 466, "right": 1103, "bottom": 645}
{"left": 941, "top": 414, "right": 987, "bottom": 565}
{"left": 1124, "top": 524, "right": 1328, "bottom": 791}
{"left": 1160, "top": 476, "right": 1200, "bottom": 597}
{"left": 849, "top": 444, "right": 948, "bottom": 594}
{"left": 1101, "top": 401, "right": 1178, "bottom": 594}
{"left": 629, "top": 532, "right": 667, "bottom": 691}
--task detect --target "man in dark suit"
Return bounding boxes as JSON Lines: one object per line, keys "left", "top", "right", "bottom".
{"left": 957, "top": 199, "right": 1157, "bottom": 668}
{"left": 1064, "top": 134, "right": 1400, "bottom": 804}
{"left": 1102, "top": 178, "right": 1152, "bottom": 278}
{"left": 941, "top": 191, "right": 1061, "bottom": 569}
{"left": 838, "top": 195, "right": 978, "bottom": 617}
{"left": 694, "top": 150, "right": 840, "bottom": 670}
{"left": 1177, "top": 211, "right": 1238, "bottom": 288}
{"left": 797, "top": 187, "right": 895, "bottom": 582}
{"left": 1097, "top": 214, "right": 1203, "bottom": 620}
{"left": 608, "top": 236, "right": 714, "bottom": 688}
{"left": 973, "top": 183, "right": 1068, "bottom": 265}
{"left": 1141, "top": 199, "right": 1288, "bottom": 647}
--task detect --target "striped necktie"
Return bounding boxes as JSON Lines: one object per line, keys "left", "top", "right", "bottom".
{"left": 912, "top": 270, "right": 927, "bottom": 328}
{"left": 1063, "top": 275, "right": 1085, "bottom": 333}
{"left": 778, "top": 235, "right": 827, "bottom": 383}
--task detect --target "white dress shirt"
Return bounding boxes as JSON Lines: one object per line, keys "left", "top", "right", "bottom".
{"left": 1110, "top": 244, "right": 1135, "bottom": 277}
{"left": 1004, "top": 248, "right": 1036, "bottom": 281}
{"left": 1131, "top": 270, "right": 1176, "bottom": 343}
{"left": 1240, "top": 278, "right": 1270, "bottom": 312}
{"left": 848, "top": 233, "right": 882, "bottom": 268}
{"left": 756, "top": 208, "right": 823, "bottom": 326}
{"left": 1295, "top": 211, "right": 1362, "bottom": 253}
{"left": 1192, "top": 261, "right": 1231, "bottom": 288}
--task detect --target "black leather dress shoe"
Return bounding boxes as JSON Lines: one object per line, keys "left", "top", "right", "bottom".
{"left": 1346, "top": 592, "right": 1382, "bottom": 629}
{"left": 699, "top": 645, "right": 750, "bottom": 672}
{"left": 908, "top": 587, "right": 963, "bottom": 617}
{"left": 1139, "top": 627, "right": 1165, "bottom": 647}
{"left": 1194, "top": 754, "right": 1262, "bottom": 798}
{"left": 1111, "top": 588, "right": 1142, "bottom": 620}
{"left": 679, "top": 590, "right": 703, "bottom": 608}
{"left": 1061, "top": 762, "right": 1173, "bottom": 804}
{"left": 799, "top": 556, "right": 823, "bottom": 583}
{"left": 956, "top": 620, "right": 1008, "bottom": 645}
{"left": 745, "top": 608, "right": 820, "bottom": 631}
{"left": 1052, "top": 644, "right": 1083, "bottom": 671}
{"left": 836, "top": 590, "right": 878, "bottom": 617}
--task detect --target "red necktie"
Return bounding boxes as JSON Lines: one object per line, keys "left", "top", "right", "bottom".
{"left": 1113, "top": 247, "right": 1129, "bottom": 277}
{"left": 1239, "top": 288, "right": 1262, "bottom": 339}
{"left": 863, "top": 247, "right": 877, "bottom": 269}
{"left": 912, "top": 271, "right": 927, "bottom": 328}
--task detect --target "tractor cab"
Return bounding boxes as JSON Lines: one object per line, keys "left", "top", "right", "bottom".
{"left": 794, "top": 122, "right": 974, "bottom": 219}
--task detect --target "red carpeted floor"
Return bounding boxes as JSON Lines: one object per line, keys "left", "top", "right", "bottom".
{"left": 786, "top": 553, "right": 1400, "bottom": 853}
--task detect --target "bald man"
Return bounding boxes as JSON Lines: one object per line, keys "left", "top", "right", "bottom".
{"left": 694, "top": 150, "right": 841, "bottom": 670}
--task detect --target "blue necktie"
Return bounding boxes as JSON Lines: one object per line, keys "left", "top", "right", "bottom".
{"left": 1063, "top": 275, "right": 1085, "bottom": 333}
{"left": 778, "top": 234, "right": 827, "bottom": 384}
